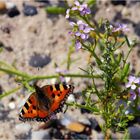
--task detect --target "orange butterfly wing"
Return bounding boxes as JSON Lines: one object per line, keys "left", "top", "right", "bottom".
{"left": 42, "top": 84, "right": 73, "bottom": 113}
{"left": 19, "top": 84, "right": 74, "bottom": 122}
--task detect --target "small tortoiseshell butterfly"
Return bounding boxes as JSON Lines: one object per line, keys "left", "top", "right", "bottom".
{"left": 19, "top": 84, "right": 74, "bottom": 122}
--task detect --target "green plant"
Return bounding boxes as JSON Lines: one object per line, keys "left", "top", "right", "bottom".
{"left": 65, "top": 0, "right": 140, "bottom": 139}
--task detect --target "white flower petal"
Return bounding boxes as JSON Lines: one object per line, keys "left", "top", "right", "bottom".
{"left": 134, "top": 78, "right": 139, "bottom": 83}
{"left": 125, "top": 83, "right": 131, "bottom": 88}
{"left": 131, "top": 84, "right": 136, "bottom": 90}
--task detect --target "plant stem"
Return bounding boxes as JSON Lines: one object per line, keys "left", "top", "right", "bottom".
{"left": 0, "top": 67, "right": 30, "bottom": 78}
{"left": 0, "top": 86, "right": 21, "bottom": 99}
{"left": 0, "top": 67, "right": 101, "bottom": 81}
{"left": 27, "top": 73, "right": 100, "bottom": 81}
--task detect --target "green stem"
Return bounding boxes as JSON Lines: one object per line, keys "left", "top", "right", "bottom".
{"left": 27, "top": 73, "right": 100, "bottom": 81}
{"left": 0, "top": 67, "right": 101, "bottom": 81}
{"left": 0, "top": 86, "right": 21, "bottom": 99}
{"left": 67, "top": 102, "right": 99, "bottom": 113}
{"left": 81, "top": 42, "right": 102, "bottom": 65}
{"left": 0, "top": 67, "right": 30, "bottom": 78}
{"left": 123, "top": 47, "right": 133, "bottom": 66}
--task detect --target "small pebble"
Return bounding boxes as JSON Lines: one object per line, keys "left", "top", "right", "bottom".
{"left": 23, "top": 3, "right": 38, "bottom": 16}
{"left": 67, "top": 94, "right": 75, "bottom": 103}
{"left": 6, "top": 2, "right": 16, "bottom": 9}
{"left": 7, "top": 7, "right": 20, "bottom": 18}
{"left": 0, "top": 2, "right": 6, "bottom": 13}
{"left": 78, "top": 116, "right": 91, "bottom": 126}
{"left": 61, "top": 115, "right": 87, "bottom": 133}
{"left": 29, "top": 53, "right": 51, "bottom": 68}
{"left": 15, "top": 123, "right": 31, "bottom": 134}
{"left": 129, "top": 126, "right": 140, "bottom": 139}
{"left": 60, "top": 115, "right": 72, "bottom": 126}
{"left": 8, "top": 102, "right": 16, "bottom": 109}
{"left": 66, "top": 122, "right": 86, "bottom": 133}
{"left": 31, "top": 130, "right": 50, "bottom": 140}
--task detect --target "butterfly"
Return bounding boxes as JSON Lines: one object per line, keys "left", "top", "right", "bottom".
{"left": 19, "top": 83, "right": 74, "bottom": 122}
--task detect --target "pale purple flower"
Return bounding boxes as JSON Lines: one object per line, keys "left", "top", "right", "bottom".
{"left": 69, "top": 20, "right": 94, "bottom": 51}
{"left": 75, "top": 20, "right": 94, "bottom": 40}
{"left": 65, "top": 9, "right": 70, "bottom": 19}
{"left": 56, "top": 68, "right": 68, "bottom": 74}
{"left": 75, "top": 40, "right": 82, "bottom": 50}
{"left": 112, "top": 24, "right": 129, "bottom": 33}
{"left": 129, "top": 90, "right": 136, "bottom": 100}
{"left": 79, "top": 3, "right": 91, "bottom": 15}
{"left": 71, "top": 1, "right": 91, "bottom": 16}
{"left": 69, "top": 21, "right": 76, "bottom": 27}
{"left": 55, "top": 68, "right": 68, "bottom": 83}
{"left": 126, "top": 76, "right": 140, "bottom": 90}
{"left": 71, "top": 1, "right": 80, "bottom": 10}
{"left": 60, "top": 76, "right": 66, "bottom": 83}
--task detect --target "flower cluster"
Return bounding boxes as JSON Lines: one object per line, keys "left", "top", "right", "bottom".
{"left": 125, "top": 75, "right": 140, "bottom": 100}
{"left": 109, "top": 23, "right": 129, "bottom": 33}
{"left": 66, "top": 0, "right": 91, "bottom": 19}
{"left": 65, "top": 1, "right": 93, "bottom": 51}
{"left": 69, "top": 20, "right": 94, "bottom": 50}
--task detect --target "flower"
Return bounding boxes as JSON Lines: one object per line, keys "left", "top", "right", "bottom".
{"left": 70, "top": 20, "right": 94, "bottom": 40}
{"left": 75, "top": 40, "right": 82, "bottom": 50}
{"left": 129, "top": 90, "right": 136, "bottom": 100}
{"left": 126, "top": 75, "right": 140, "bottom": 90}
{"left": 65, "top": 9, "right": 70, "bottom": 19}
{"left": 112, "top": 23, "right": 129, "bottom": 33}
{"left": 71, "top": 1, "right": 80, "bottom": 11}
{"left": 76, "top": 20, "right": 94, "bottom": 39}
{"left": 69, "top": 20, "right": 94, "bottom": 50}
{"left": 72, "top": 1, "right": 91, "bottom": 15}
{"left": 65, "top": 1, "right": 91, "bottom": 19}
{"left": 56, "top": 68, "right": 68, "bottom": 73}
{"left": 125, "top": 110, "right": 130, "bottom": 115}
{"left": 79, "top": 3, "right": 91, "bottom": 15}
{"left": 55, "top": 68, "right": 68, "bottom": 83}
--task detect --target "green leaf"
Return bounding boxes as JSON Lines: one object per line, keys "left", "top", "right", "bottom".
{"left": 125, "top": 35, "right": 131, "bottom": 48}
{"left": 121, "top": 63, "right": 130, "bottom": 80}
{"left": 87, "top": 0, "right": 96, "bottom": 7}
{"left": 45, "top": 6, "right": 66, "bottom": 14}
{"left": 115, "top": 53, "right": 122, "bottom": 66}
{"left": 127, "top": 115, "right": 134, "bottom": 121}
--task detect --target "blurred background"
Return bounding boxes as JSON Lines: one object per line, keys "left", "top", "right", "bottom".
{"left": 0, "top": 0, "right": 140, "bottom": 139}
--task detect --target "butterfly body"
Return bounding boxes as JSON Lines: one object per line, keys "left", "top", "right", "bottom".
{"left": 19, "top": 84, "right": 74, "bottom": 122}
